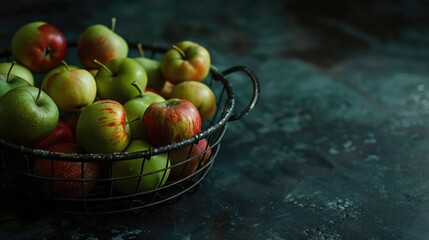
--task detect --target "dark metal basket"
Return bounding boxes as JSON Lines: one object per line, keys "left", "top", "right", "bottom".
{"left": 0, "top": 43, "right": 260, "bottom": 214}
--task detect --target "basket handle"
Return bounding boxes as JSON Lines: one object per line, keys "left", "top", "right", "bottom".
{"left": 222, "top": 66, "right": 260, "bottom": 122}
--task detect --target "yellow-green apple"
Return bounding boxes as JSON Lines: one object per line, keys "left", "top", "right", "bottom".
{"left": 0, "top": 62, "right": 31, "bottom": 97}
{"left": 169, "top": 81, "right": 216, "bottom": 122}
{"left": 0, "top": 62, "right": 34, "bottom": 86}
{"left": 169, "top": 138, "right": 211, "bottom": 179}
{"left": 142, "top": 98, "right": 202, "bottom": 147}
{"left": 11, "top": 21, "right": 67, "bottom": 73}
{"left": 94, "top": 57, "right": 147, "bottom": 104}
{"left": 161, "top": 40, "right": 211, "bottom": 85}
{"left": 0, "top": 86, "right": 59, "bottom": 145}
{"left": 76, "top": 99, "right": 131, "bottom": 153}
{"left": 112, "top": 139, "right": 170, "bottom": 195}
{"left": 32, "top": 120, "right": 74, "bottom": 149}
{"left": 42, "top": 63, "right": 80, "bottom": 82}
{"left": 42, "top": 61, "right": 97, "bottom": 112}
{"left": 134, "top": 57, "right": 166, "bottom": 91}
{"left": 77, "top": 18, "right": 128, "bottom": 69}
{"left": 33, "top": 143, "right": 101, "bottom": 199}
{"left": 124, "top": 81, "right": 165, "bottom": 140}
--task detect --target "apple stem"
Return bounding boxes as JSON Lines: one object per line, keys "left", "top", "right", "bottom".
{"left": 137, "top": 43, "right": 145, "bottom": 57}
{"left": 61, "top": 60, "right": 70, "bottom": 71}
{"left": 35, "top": 86, "right": 43, "bottom": 104}
{"left": 172, "top": 45, "right": 186, "bottom": 59}
{"left": 93, "top": 59, "right": 113, "bottom": 76}
{"left": 6, "top": 61, "right": 16, "bottom": 83}
{"left": 111, "top": 17, "right": 116, "bottom": 32}
{"left": 131, "top": 81, "right": 146, "bottom": 97}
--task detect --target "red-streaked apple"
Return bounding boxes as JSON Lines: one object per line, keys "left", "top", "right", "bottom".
{"left": 143, "top": 98, "right": 202, "bottom": 147}
{"left": 76, "top": 99, "right": 131, "bottom": 153}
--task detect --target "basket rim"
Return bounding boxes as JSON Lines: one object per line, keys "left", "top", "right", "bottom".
{"left": 0, "top": 43, "right": 236, "bottom": 161}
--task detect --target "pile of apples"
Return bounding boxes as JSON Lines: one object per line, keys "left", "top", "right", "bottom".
{"left": 0, "top": 19, "right": 217, "bottom": 199}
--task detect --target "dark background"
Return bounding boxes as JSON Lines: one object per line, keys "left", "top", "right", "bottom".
{"left": 1, "top": 0, "right": 429, "bottom": 239}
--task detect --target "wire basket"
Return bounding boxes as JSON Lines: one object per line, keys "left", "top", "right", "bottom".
{"left": 0, "top": 43, "right": 260, "bottom": 215}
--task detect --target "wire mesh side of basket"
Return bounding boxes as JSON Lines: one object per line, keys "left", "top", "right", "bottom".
{"left": 0, "top": 43, "right": 236, "bottom": 214}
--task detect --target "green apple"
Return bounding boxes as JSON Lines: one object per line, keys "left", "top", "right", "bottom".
{"left": 0, "top": 86, "right": 59, "bottom": 145}
{"left": 0, "top": 62, "right": 34, "bottom": 86}
{"left": 94, "top": 57, "right": 148, "bottom": 104}
{"left": 0, "top": 62, "right": 31, "bottom": 97}
{"left": 77, "top": 18, "right": 128, "bottom": 69}
{"left": 161, "top": 40, "right": 211, "bottom": 85}
{"left": 124, "top": 81, "right": 165, "bottom": 140}
{"left": 169, "top": 81, "right": 216, "bottom": 121}
{"left": 134, "top": 57, "right": 166, "bottom": 91}
{"left": 112, "top": 139, "right": 170, "bottom": 195}
{"left": 76, "top": 99, "right": 131, "bottom": 153}
{"left": 42, "top": 61, "right": 97, "bottom": 112}
{"left": 11, "top": 21, "right": 67, "bottom": 73}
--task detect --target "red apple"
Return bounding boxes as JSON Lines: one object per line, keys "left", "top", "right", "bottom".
{"left": 32, "top": 120, "right": 74, "bottom": 149}
{"left": 161, "top": 41, "right": 211, "bottom": 85}
{"left": 61, "top": 112, "right": 80, "bottom": 139}
{"left": 33, "top": 143, "right": 101, "bottom": 199}
{"left": 11, "top": 22, "right": 67, "bottom": 73}
{"left": 143, "top": 98, "right": 202, "bottom": 147}
{"left": 169, "top": 138, "right": 211, "bottom": 179}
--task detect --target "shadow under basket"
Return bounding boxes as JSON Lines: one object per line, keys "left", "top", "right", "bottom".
{"left": 0, "top": 43, "right": 260, "bottom": 215}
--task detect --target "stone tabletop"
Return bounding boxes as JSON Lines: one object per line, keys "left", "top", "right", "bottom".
{"left": 1, "top": 0, "right": 429, "bottom": 239}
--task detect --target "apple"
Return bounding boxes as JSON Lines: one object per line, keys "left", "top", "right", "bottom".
{"left": 134, "top": 57, "right": 166, "bottom": 91}
{"left": 0, "top": 61, "right": 31, "bottom": 97}
{"left": 169, "top": 138, "right": 211, "bottom": 179}
{"left": 112, "top": 140, "right": 170, "bottom": 195}
{"left": 143, "top": 98, "right": 202, "bottom": 147}
{"left": 32, "top": 120, "right": 74, "bottom": 149}
{"left": 0, "top": 86, "right": 59, "bottom": 145}
{"left": 77, "top": 17, "right": 128, "bottom": 69}
{"left": 169, "top": 81, "right": 216, "bottom": 122}
{"left": 0, "top": 62, "right": 34, "bottom": 86}
{"left": 42, "top": 61, "right": 97, "bottom": 112}
{"left": 94, "top": 57, "right": 147, "bottom": 104}
{"left": 124, "top": 81, "right": 165, "bottom": 140}
{"left": 33, "top": 143, "right": 101, "bottom": 199}
{"left": 160, "top": 81, "right": 175, "bottom": 99}
{"left": 161, "top": 40, "right": 211, "bottom": 85}
{"left": 42, "top": 63, "right": 80, "bottom": 83}
{"left": 11, "top": 21, "right": 67, "bottom": 73}
{"left": 61, "top": 111, "right": 80, "bottom": 139}
{"left": 76, "top": 99, "right": 131, "bottom": 153}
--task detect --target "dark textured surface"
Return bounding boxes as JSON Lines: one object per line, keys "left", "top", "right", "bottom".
{"left": 2, "top": 0, "right": 429, "bottom": 239}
